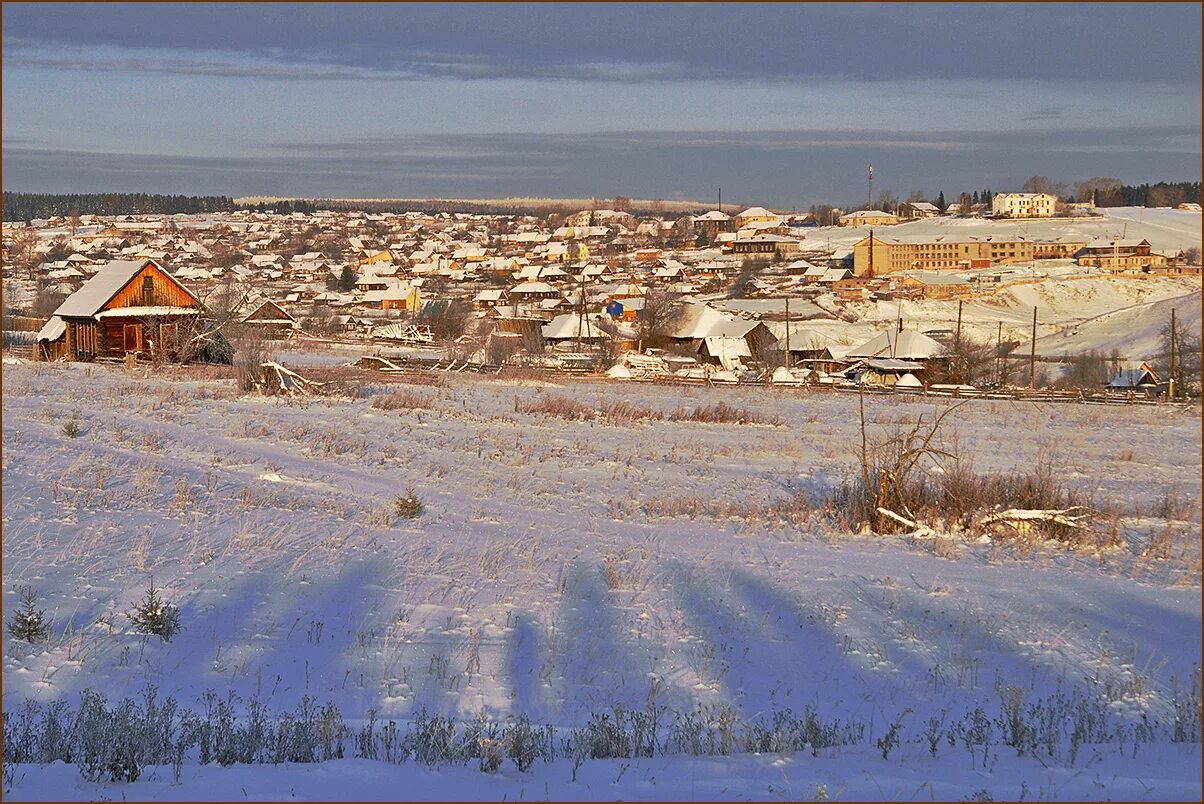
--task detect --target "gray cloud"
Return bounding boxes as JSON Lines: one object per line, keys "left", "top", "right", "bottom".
{"left": 6, "top": 125, "right": 1198, "bottom": 207}
{"left": 4, "top": 4, "right": 1199, "bottom": 85}
{"left": 2, "top": 38, "right": 724, "bottom": 84}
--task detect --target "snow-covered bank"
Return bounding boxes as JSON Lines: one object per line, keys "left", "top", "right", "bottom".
{"left": 6, "top": 745, "right": 1202, "bottom": 802}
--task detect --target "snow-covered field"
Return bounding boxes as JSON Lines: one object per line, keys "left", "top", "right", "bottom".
{"left": 805, "top": 207, "right": 1203, "bottom": 255}
{"left": 811, "top": 274, "right": 1201, "bottom": 356}
{"left": 2, "top": 361, "right": 1200, "bottom": 800}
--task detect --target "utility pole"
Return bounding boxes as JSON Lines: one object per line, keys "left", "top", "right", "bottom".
{"left": 1029, "top": 306, "right": 1038, "bottom": 387}
{"left": 996, "top": 320, "right": 1003, "bottom": 387}
{"left": 866, "top": 227, "right": 876, "bottom": 278}
{"left": 576, "top": 265, "right": 585, "bottom": 352}
{"left": 955, "top": 299, "right": 963, "bottom": 350}
{"left": 784, "top": 295, "right": 791, "bottom": 371}
{"left": 1169, "top": 307, "right": 1177, "bottom": 399}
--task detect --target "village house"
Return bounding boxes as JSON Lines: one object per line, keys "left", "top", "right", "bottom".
{"left": 691, "top": 210, "right": 733, "bottom": 242}
{"left": 896, "top": 201, "right": 941, "bottom": 220}
{"left": 733, "top": 207, "right": 781, "bottom": 229}
{"left": 239, "top": 298, "right": 299, "bottom": 335}
{"left": 40, "top": 258, "right": 204, "bottom": 362}
{"left": 839, "top": 210, "right": 899, "bottom": 228}
{"left": 892, "top": 271, "right": 973, "bottom": 300}
{"left": 1106, "top": 361, "right": 1161, "bottom": 395}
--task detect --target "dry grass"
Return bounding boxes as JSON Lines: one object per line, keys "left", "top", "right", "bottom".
{"left": 372, "top": 389, "right": 435, "bottom": 410}
{"left": 668, "top": 401, "right": 781, "bottom": 426}
{"left": 518, "top": 394, "right": 661, "bottom": 424}
{"left": 518, "top": 394, "right": 777, "bottom": 427}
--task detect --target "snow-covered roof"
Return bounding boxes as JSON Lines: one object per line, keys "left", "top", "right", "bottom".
{"left": 667, "top": 302, "right": 736, "bottom": 340}
{"left": 900, "top": 271, "right": 971, "bottom": 286}
{"left": 542, "top": 313, "right": 605, "bottom": 340}
{"left": 36, "top": 316, "right": 66, "bottom": 342}
{"left": 847, "top": 329, "right": 945, "bottom": 360}
{"left": 736, "top": 207, "right": 778, "bottom": 219}
{"left": 94, "top": 306, "right": 199, "bottom": 319}
{"left": 841, "top": 210, "right": 896, "bottom": 219}
{"left": 510, "top": 281, "right": 558, "bottom": 294}
{"left": 53, "top": 259, "right": 196, "bottom": 319}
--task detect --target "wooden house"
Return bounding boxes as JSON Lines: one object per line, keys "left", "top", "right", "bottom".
{"left": 240, "top": 299, "right": 299, "bottom": 334}
{"left": 50, "top": 258, "right": 202, "bottom": 361}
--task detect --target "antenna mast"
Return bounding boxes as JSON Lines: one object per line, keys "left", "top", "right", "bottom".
{"left": 867, "top": 164, "right": 874, "bottom": 209}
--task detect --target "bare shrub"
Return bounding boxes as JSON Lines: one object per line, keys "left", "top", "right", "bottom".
{"left": 826, "top": 393, "right": 1110, "bottom": 548}
{"left": 372, "top": 390, "right": 434, "bottom": 411}
{"left": 1151, "top": 487, "right": 1192, "bottom": 521}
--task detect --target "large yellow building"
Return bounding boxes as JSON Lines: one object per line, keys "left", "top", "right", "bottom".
{"left": 852, "top": 235, "right": 1035, "bottom": 275}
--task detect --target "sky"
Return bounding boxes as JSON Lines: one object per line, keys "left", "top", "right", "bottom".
{"left": 3, "top": 2, "right": 1201, "bottom": 208}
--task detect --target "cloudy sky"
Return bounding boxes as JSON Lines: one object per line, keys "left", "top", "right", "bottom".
{"left": 3, "top": 2, "right": 1200, "bottom": 207}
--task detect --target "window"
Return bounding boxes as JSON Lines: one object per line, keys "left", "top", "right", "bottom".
{"left": 142, "top": 275, "right": 154, "bottom": 306}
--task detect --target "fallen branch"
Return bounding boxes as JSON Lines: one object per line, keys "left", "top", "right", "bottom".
{"left": 258, "top": 361, "right": 326, "bottom": 396}
{"left": 977, "top": 507, "right": 1092, "bottom": 531}
{"left": 876, "top": 507, "right": 934, "bottom": 538}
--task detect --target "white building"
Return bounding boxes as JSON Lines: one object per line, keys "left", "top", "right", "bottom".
{"left": 992, "top": 193, "right": 1057, "bottom": 218}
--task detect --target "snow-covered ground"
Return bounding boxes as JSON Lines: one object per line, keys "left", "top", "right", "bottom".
{"left": 809, "top": 274, "right": 1201, "bottom": 356}
{"left": 804, "top": 207, "right": 1203, "bottom": 255}
{"left": 2, "top": 361, "right": 1200, "bottom": 799}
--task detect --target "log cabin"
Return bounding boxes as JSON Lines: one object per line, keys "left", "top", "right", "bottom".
{"left": 49, "top": 258, "right": 202, "bottom": 362}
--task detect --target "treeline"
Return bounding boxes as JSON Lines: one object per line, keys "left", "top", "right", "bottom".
{"left": 306, "top": 197, "right": 693, "bottom": 218}
{"left": 1097, "top": 181, "right": 1202, "bottom": 208}
{"left": 2, "top": 192, "right": 239, "bottom": 222}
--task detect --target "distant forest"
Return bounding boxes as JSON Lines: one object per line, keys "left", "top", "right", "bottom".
{"left": 1095, "top": 181, "right": 1202, "bottom": 208}
{"left": 2, "top": 182, "right": 1200, "bottom": 223}
{"left": 0, "top": 193, "right": 318, "bottom": 222}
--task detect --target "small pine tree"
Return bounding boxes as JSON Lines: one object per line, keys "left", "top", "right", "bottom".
{"left": 128, "top": 580, "right": 181, "bottom": 642}
{"left": 9, "top": 586, "right": 50, "bottom": 643}
{"left": 394, "top": 485, "right": 424, "bottom": 519}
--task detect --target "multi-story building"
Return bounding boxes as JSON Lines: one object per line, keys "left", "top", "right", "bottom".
{"left": 1031, "top": 237, "right": 1089, "bottom": 259}
{"left": 852, "top": 234, "right": 1035, "bottom": 276}
{"left": 730, "top": 234, "right": 802, "bottom": 259}
{"left": 991, "top": 192, "right": 1057, "bottom": 218}
{"left": 1075, "top": 239, "right": 1168, "bottom": 272}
